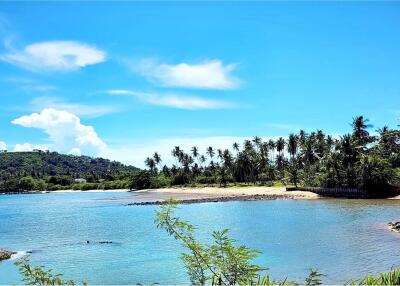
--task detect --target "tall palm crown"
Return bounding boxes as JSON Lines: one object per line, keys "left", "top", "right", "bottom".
{"left": 206, "top": 146, "right": 215, "bottom": 159}
{"left": 352, "top": 115, "right": 372, "bottom": 146}
{"left": 287, "top": 134, "right": 298, "bottom": 158}
{"left": 276, "top": 137, "right": 285, "bottom": 154}
{"left": 232, "top": 142, "right": 240, "bottom": 152}
{"left": 191, "top": 146, "right": 199, "bottom": 158}
{"left": 153, "top": 152, "right": 161, "bottom": 166}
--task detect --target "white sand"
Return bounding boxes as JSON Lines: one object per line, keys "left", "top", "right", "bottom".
{"left": 102, "top": 186, "right": 320, "bottom": 202}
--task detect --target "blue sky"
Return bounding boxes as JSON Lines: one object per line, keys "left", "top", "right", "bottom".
{"left": 0, "top": 2, "right": 399, "bottom": 167}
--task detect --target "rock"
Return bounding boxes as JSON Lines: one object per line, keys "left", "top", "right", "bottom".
{"left": 0, "top": 249, "right": 16, "bottom": 261}
{"left": 388, "top": 222, "right": 400, "bottom": 232}
{"left": 98, "top": 240, "right": 113, "bottom": 244}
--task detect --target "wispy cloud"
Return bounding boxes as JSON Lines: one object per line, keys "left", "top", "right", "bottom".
{"left": 30, "top": 96, "right": 118, "bottom": 118}
{"left": 265, "top": 123, "right": 303, "bottom": 132}
{"left": 108, "top": 89, "right": 234, "bottom": 110}
{"left": 5, "top": 77, "right": 57, "bottom": 93}
{"left": 129, "top": 59, "right": 239, "bottom": 89}
{"left": 1, "top": 41, "right": 106, "bottom": 72}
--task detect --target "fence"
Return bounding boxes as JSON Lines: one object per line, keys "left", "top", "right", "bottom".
{"left": 286, "top": 187, "right": 368, "bottom": 198}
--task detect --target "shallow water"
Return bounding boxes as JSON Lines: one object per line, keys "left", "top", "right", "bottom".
{"left": 0, "top": 192, "right": 400, "bottom": 284}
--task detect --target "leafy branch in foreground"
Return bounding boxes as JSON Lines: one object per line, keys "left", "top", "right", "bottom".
{"left": 155, "top": 199, "right": 286, "bottom": 285}
{"left": 15, "top": 258, "right": 86, "bottom": 286}
{"left": 346, "top": 267, "right": 400, "bottom": 285}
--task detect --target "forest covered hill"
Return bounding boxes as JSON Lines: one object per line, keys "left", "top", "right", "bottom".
{"left": 0, "top": 151, "right": 139, "bottom": 192}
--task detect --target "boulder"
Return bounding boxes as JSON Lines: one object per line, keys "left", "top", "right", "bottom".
{"left": 0, "top": 249, "right": 16, "bottom": 261}
{"left": 388, "top": 222, "right": 400, "bottom": 232}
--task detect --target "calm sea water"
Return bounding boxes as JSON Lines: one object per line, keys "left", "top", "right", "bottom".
{"left": 0, "top": 192, "right": 400, "bottom": 285}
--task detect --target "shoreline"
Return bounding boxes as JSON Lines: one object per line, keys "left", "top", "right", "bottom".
{"left": 101, "top": 186, "right": 321, "bottom": 204}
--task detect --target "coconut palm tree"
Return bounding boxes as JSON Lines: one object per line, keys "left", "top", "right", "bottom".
{"left": 287, "top": 134, "right": 298, "bottom": 160}
{"left": 268, "top": 139, "right": 276, "bottom": 163}
{"left": 352, "top": 115, "right": 373, "bottom": 148}
{"left": 206, "top": 146, "right": 215, "bottom": 160}
{"left": 145, "top": 157, "right": 156, "bottom": 174}
{"left": 276, "top": 137, "right": 285, "bottom": 157}
{"left": 232, "top": 142, "right": 240, "bottom": 153}
{"left": 153, "top": 152, "right": 162, "bottom": 169}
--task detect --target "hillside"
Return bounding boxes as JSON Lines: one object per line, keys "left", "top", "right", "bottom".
{"left": 0, "top": 151, "right": 139, "bottom": 192}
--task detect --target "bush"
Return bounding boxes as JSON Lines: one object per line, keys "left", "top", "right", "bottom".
{"left": 129, "top": 170, "right": 152, "bottom": 190}
{"left": 195, "top": 175, "right": 217, "bottom": 185}
{"left": 71, "top": 182, "right": 99, "bottom": 191}
{"left": 47, "top": 175, "right": 73, "bottom": 186}
{"left": 150, "top": 174, "right": 171, "bottom": 188}
{"left": 171, "top": 172, "right": 191, "bottom": 185}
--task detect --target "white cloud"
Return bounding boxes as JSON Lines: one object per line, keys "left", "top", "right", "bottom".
{"left": 0, "top": 141, "right": 7, "bottom": 151}
{"left": 68, "top": 147, "right": 81, "bottom": 156}
{"left": 11, "top": 108, "right": 106, "bottom": 156}
{"left": 13, "top": 143, "right": 48, "bottom": 152}
{"left": 131, "top": 59, "right": 239, "bottom": 89}
{"left": 30, "top": 96, "right": 117, "bottom": 118}
{"left": 1, "top": 41, "right": 106, "bottom": 71}
{"left": 108, "top": 89, "right": 233, "bottom": 110}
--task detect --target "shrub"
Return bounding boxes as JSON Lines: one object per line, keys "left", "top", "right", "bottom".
{"left": 195, "top": 175, "right": 217, "bottom": 185}
{"left": 129, "top": 170, "right": 152, "bottom": 190}
{"left": 150, "top": 174, "right": 171, "bottom": 188}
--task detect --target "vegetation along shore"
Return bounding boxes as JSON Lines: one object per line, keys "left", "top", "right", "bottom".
{"left": 133, "top": 115, "right": 399, "bottom": 198}
{"left": 1, "top": 116, "right": 399, "bottom": 199}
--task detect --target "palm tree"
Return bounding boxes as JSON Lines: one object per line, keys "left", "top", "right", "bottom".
{"left": 145, "top": 157, "right": 156, "bottom": 174}
{"left": 244, "top": 140, "right": 253, "bottom": 152}
{"left": 199, "top": 155, "right": 206, "bottom": 168}
{"left": 191, "top": 146, "right": 199, "bottom": 166}
{"left": 217, "top": 149, "right": 223, "bottom": 162}
{"left": 172, "top": 146, "right": 181, "bottom": 166}
{"left": 352, "top": 115, "right": 373, "bottom": 147}
{"left": 268, "top": 139, "right": 276, "bottom": 163}
{"left": 153, "top": 152, "right": 162, "bottom": 169}
{"left": 191, "top": 146, "right": 199, "bottom": 159}
{"left": 206, "top": 146, "right": 215, "bottom": 160}
{"left": 276, "top": 137, "right": 285, "bottom": 157}
{"left": 287, "top": 134, "right": 298, "bottom": 160}
{"left": 252, "top": 136, "right": 262, "bottom": 151}
{"left": 232, "top": 142, "right": 240, "bottom": 153}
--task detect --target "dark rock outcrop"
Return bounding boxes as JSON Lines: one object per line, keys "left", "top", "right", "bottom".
{"left": 0, "top": 249, "right": 16, "bottom": 261}
{"left": 388, "top": 222, "right": 400, "bottom": 233}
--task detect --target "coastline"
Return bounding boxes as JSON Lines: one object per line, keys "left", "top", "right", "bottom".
{"left": 100, "top": 186, "right": 320, "bottom": 204}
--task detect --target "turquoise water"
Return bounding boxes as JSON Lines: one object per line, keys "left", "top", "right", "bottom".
{"left": 1, "top": 193, "right": 400, "bottom": 284}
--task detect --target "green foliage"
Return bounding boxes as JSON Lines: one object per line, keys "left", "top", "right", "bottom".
{"left": 144, "top": 116, "right": 399, "bottom": 194}
{"left": 0, "top": 151, "right": 139, "bottom": 193}
{"left": 150, "top": 174, "right": 171, "bottom": 188}
{"left": 129, "top": 170, "right": 152, "bottom": 190}
{"left": 347, "top": 267, "right": 400, "bottom": 285}
{"left": 305, "top": 269, "right": 325, "bottom": 286}
{"left": 15, "top": 258, "right": 83, "bottom": 285}
{"left": 195, "top": 175, "right": 218, "bottom": 185}
{"left": 155, "top": 200, "right": 263, "bottom": 285}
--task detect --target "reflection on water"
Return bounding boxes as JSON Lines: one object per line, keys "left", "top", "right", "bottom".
{"left": 0, "top": 193, "right": 399, "bottom": 284}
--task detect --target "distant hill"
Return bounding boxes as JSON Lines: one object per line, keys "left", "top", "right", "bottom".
{"left": 0, "top": 151, "right": 140, "bottom": 192}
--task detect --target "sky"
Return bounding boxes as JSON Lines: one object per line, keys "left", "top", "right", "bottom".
{"left": 0, "top": 2, "right": 399, "bottom": 167}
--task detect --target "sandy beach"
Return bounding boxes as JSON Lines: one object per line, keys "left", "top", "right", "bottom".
{"left": 98, "top": 186, "right": 320, "bottom": 205}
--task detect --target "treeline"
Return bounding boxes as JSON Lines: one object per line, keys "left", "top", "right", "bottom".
{"left": 133, "top": 116, "right": 400, "bottom": 193}
{"left": 0, "top": 151, "right": 139, "bottom": 193}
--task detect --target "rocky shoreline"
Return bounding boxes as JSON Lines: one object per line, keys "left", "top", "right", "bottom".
{"left": 127, "top": 193, "right": 308, "bottom": 206}
{"left": 0, "top": 249, "right": 15, "bottom": 261}
{"left": 388, "top": 221, "right": 400, "bottom": 233}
